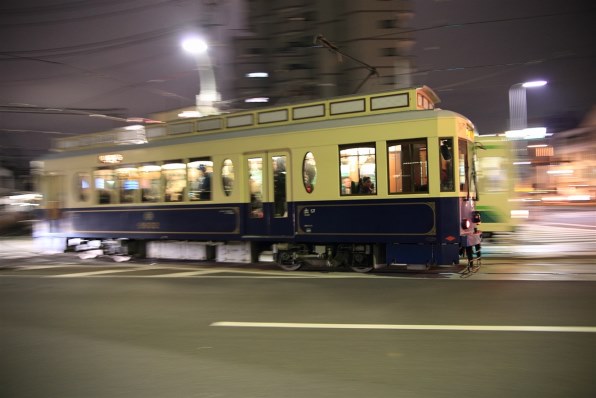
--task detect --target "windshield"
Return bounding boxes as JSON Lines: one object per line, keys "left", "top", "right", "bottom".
{"left": 458, "top": 138, "right": 477, "bottom": 199}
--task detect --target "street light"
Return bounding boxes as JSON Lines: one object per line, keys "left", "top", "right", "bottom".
{"left": 182, "top": 37, "right": 208, "bottom": 54}
{"left": 181, "top": 36, "right": 221, "bottom": 116}
{"left": 508, "top": 80, "right": 547, "bottom": 130}
{"left": 522, "top": 80, "right": 547, "bottom": 88}
{"left": 507, "top": 80, "right": 547, "bottom": 193}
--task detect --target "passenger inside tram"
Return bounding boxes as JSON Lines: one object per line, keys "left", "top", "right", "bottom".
{"left": 358, "top": 176, "right": 375, "bottom": 194}
{"left": 342, "top": 177, "right": 356, "bottom": 194}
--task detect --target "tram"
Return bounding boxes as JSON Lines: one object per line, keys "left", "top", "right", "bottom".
{"left": 33, "top": 86, "right": 481, "bottom": 271}
{"left": 475, "top": 135, "right": 522, "bottom": 237}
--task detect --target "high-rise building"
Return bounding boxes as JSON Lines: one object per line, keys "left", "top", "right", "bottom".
{"left": 231, "top": 0, "right": 414, "bottom": 107}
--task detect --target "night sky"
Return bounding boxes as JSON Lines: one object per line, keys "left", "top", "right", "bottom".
{"left": 411, "top": 0, "right": 594, "bottom": 133}
{"left": 1, "top": 0, "right": 594, "bottom": 174}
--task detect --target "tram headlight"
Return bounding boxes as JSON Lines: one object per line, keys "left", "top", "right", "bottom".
{"left": 472, "top": 211, "right": 481, "bottom": 224}
{"left": 461, "top": 218, "right": 471, "bottom": 230}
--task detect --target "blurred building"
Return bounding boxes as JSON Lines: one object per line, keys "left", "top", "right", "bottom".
{"left": 0, "top": 166, "right": 15, "bottom": 197}
{"left": 231, "top": 0, "right": 414, "bottom": 106}
{"left": 544, "top": 107, "right": 596, "bottom": 201}
{"left": 511, "top": 107, "right": 596, "bottom": 202}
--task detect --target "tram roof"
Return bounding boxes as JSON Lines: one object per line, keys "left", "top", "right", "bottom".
{"left": 51, "top": 86, "right": 443, "bottom": 153}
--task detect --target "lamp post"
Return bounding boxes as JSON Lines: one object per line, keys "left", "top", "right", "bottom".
{"left": 181, "top": 37, "right": 221, "bottom": 116}
{"left": 508, "top": 80, "right": 547, "bottom": 130}
{"left": 507, "top": 80, "right": 547, "bottom": 192}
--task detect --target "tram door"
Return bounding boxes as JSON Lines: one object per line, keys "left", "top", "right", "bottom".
{"left": 245, "top": 151, "right": 293, "bottom": 237}
{"left": 43, "top": 174, "right": 65, "bottom": 232}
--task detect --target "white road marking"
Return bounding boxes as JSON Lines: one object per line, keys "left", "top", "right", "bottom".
{"left": 210, "top": 321, "right": 596, "bottom": 333}
{"left": 49, "top": 267, "right": 156, "bottom": 278}
{"left": 151, "top": 269, "right": 225, "bottom": 277}
{"left": 14, "top": 265, "right": 74, "bottom": 270}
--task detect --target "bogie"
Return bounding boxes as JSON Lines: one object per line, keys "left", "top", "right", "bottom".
{"left": 275, "top": 243, "right": 375, "bottom": 273}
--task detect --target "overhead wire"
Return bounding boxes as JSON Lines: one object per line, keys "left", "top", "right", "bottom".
{"left": 0, "top": 22, "right": 192, "bottom": 58}
{"left": 0, "top": 0, "right": 183, "bottom": 28}
{"left": 361, "top": 8, "right": 595, "bottom": 41}
{"left": 354, "top": 7, "right": 595, "bottom": 89}
{"left": 0, "top": 0, "right": 131, "bottom": 15}
{"left": 1, "top": 5, "right": 593, "bottom": 118}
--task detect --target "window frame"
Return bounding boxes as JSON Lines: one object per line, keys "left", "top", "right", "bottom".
{"left": 387, "top": 138, "right": 429, "bottom": 195}
{"left": 339, "top": 142, "right": 377, "bottom": 196}
{"left": 439, "top": 138, "right": 455, "bottom": 192}
{"left": 302, "top": 152, "right": 317, "bottom": 194}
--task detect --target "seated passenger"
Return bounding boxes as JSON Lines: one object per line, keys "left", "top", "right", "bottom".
{"left": 342, "top": 177, "right": 356, "bottom": 194}
{"left": 358, "top": 176, "right": 374, "bottom": 194}
{"left": 98, "top": 190, "right": 111, "bottom": 204}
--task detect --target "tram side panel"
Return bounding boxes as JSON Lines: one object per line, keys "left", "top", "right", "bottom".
{"left": 294, "top": 197, "right": 461, "bottom": 265}
{"left": 63, "top": 204, "right": 242, "bottom": 241}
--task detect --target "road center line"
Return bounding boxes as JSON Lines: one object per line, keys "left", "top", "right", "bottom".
{"left": 210, "top": 321, "right": 596, "bottom": 333}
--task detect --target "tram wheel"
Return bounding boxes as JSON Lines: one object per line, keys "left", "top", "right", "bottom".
{"left": 277, "top": 251, "right": 303, "bottom": 271}
{"left": 350, "top": 265, "right": 373, "bottom": 273}
{"left": 350, "top": 252, "right": 373, "bottom": 273}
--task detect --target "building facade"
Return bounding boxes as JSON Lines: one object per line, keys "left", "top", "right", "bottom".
{"left": 230, "top": 0, "right": 414, "bottom": 106}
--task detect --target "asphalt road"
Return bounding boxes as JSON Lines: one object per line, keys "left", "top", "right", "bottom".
{"left": 1, "top": 270, "right": 595, "bottom": 398}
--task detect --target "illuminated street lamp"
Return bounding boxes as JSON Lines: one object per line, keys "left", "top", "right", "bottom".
{"left": 182, "top": 37, "right": 208, "bottom": 54}
{"left": 507, "top": 80, "right": 547, "bottom": 191}
{"left": 508, "top": 80, "right": 547, "bottom": 130}
{"left": 181, "top": 36, "right": 221, "bottom": 116}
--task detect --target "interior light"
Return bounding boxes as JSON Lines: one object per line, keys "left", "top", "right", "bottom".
{"left": 138, "top": 165, "right": 161, "bottom": 172}
{"left": 246, "top": 72, "right": 269, "bottom": 78}
{"left": 161, "top": 163, "right": 186, "bottom": 170}
{"left": 245, "top": 97, "right": 270, "bottom": 103}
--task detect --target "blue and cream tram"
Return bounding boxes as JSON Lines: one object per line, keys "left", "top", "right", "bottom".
{"left": 34, "top": 86, "right": 481, "bottom": 271}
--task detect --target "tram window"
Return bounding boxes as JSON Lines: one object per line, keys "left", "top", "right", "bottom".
{"left": 339, "top": 144, "right": 376, "bottom": 195}
{"left": 439, "top": 138, "right": 455, "bottom": 192}
{"left": 75, "top": 172, "right": 91, "bottom": 202}
{"left": 162, "top": 161, "right": 187, "bottom": 202}
{"left": 138, "top": 164, "right": 161, "bottom": 202}
{"left": 458, "top": 139, "right": 469, "bottom": 193}
{"left": 302, "top": 152, "right": 317, "bottom": 193}
{"left": 248, "top": 157, "right": 263, "bottom": 218}
{"left": 115, "top": 166, "right": 140, "bottom": 203}
{"left": 94, "top": 168, "right": 117, "bottom": 204}
{"left": 222, "top": 159, "right": 234, "bottom": 196}
{"left": 387, "top": 139, "right": 428, "bottom": 194}
{"left": 188, "top": 158, "right": 213, "bottom": 201}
